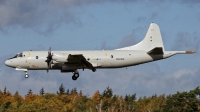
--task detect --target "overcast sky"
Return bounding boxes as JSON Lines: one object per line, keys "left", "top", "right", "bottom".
{"left": 0, "top": 0, "right": 200, "bottom": 97}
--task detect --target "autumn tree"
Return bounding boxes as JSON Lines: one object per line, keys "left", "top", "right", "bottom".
{"left": 1, "top": 85, "right": 200, "bottom": 112}
{"left": 92, "top": 91, "right": 101, "bottom": 111}
{"left": 71, "top": 87, "right": 77, "bottom": 95}
{"left": 14, "top": 91, "right": 23, "bottom": 102}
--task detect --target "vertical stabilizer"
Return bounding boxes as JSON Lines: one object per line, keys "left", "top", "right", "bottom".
{"left": 116, "top": 23, "right": 165, "bottom": 51}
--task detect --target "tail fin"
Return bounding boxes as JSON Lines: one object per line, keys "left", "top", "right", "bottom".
{"left": 116, "top": 23, "right": 165, "bottom": 51}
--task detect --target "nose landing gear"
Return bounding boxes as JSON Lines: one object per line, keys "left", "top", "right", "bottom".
{"left": 16, "top": 68, "right": 29, "bottom": 78}
{"left": 25, "top": 71, "right": 29, "bottom": 78}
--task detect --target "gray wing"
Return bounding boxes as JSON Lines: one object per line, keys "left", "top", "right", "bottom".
{"left": 68, "top": 54, "right": 94, "bottom": 70}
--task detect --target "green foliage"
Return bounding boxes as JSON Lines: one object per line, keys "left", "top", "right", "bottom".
{"left": 66, "top": 89, "right": 70, "bottom": 95}
{"left": 163, "top": 87, "right": 200, "bottom": 112}
{"left": 101, "top": 86, "right": 113, "bottom": 98}
{"left": 3, "top": 87, "right": 6, "bottom": 95}
{"left": 0, "top": 86, "right": 200, "bottom": 112}
{"left": 40, "top": 87, "right": 45, "bottom": 96}
{"left": 27, "top": 89, "right": 33, "bottom": 95}
{"left": 57, "top": 83, "right": 65, "bottom": 95}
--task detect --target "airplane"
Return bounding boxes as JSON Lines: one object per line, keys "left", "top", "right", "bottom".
{"left": 5, "top": 23, "right": 195, "bottom": 80}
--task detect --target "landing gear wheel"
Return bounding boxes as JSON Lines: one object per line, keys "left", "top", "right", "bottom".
{"left": 25, "top": 71, "right": 29, "bottom": 78}
{"left": 72, "top": 70, "right": 79, "bottom": 80}
{"left": 74, "top": 73, "right": 79, "bottom": 78}
{"left": 72, "top": 75, "right": 77, "bottom": 80}
{"left": 25, "top": 74, "right": 29, "bottom": 78}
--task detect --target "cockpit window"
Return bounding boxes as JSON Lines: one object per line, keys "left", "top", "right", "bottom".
{"left": 9, "top": 52, "right": 23, "bottom": 59}
{"left": 18, "top": 52, "right": 23, "bottom": 57}
{"left": 9, "top": 54, "right": 18, "bottom": 59}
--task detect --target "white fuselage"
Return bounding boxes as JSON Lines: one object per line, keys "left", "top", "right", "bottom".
{"left": 5, "top": 50, "right": 174, "bottom": 71}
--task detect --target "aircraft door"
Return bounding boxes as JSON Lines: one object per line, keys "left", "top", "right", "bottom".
{"left": 104, "top": 53, "right": 113, "bottom": 67}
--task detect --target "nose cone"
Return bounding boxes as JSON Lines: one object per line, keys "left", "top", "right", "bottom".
{"left": 5, "top": 60, "right": 8, "bottom": 66}
{"left": 5, "top": 60, "right": 12, "bottom": 67}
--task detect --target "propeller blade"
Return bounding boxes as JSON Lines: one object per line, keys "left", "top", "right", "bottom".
{"left": 45, "top": 47, "right": 53, "bottom": 73}
{"left": 48, "top": 60, "right": 53, "bottom": 69}
{"left": 48, "top": 47, "right": 51, "bottom": 54}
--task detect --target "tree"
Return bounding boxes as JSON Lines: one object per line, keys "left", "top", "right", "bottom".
{"left": 15, "top": 91, "right": 19, "bottom": 95}
{"left": 92, "top": 91, "right": 101, "bottom": 101}
{"left": 163, "top": 88, "right": 200, "bottom": 112}
{"left": 57, "top": 83, "right": 65, "bottom": 95}
{"left": 92, "top": 91, "right": 101, "bottom": 112}
{"left": 66, "top": 89, "right": 70, "bottom": 95}
{"left": 4, "top": 101, "right": 11, "bottom": 111}
{"left": 101, "top": 86, "right": 113, "bottom": 111}
{"left": 71, "top": 87, "right": 77, "bottom": 95}
{"left": 3, "top": 87, "right": 6, "bottom": 95}
{"left": 0, "top": 90, "right": 3, "bottom": 104}
{"left": 14, "top": 91, "right": 23, "bottom": 102}
{"left": 27, "top": 89, "right": 33, "bottom": 96}
{"left": 124, "top": 94, "right": 136, "bottom": 111}
{"left": 40, "top": 87, "right": 45, "bottom": 96}
{"left": 101, "top": 86, "right": 113, "bottom": 98}
{"left": 79, "top": 90, "right": 82, "bottom": 97}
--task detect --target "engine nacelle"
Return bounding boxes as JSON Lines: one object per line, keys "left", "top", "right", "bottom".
{"left": 52, "top": 53, "right": 69, "bottom": 62}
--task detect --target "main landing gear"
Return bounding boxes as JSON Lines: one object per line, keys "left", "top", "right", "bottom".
{"left": 72, "top": 70, "right": 79, "bottom": 80}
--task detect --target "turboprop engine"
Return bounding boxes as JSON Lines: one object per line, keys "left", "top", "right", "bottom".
{"left": 52, "top": 52, "right": 69, "bottom": 62}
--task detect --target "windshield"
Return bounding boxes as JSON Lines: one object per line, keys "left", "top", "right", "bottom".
{"left": 18, "top": 52, "right": 23, "bottom": 57}
{"left": 9, "top": 54, "right": 18, "bottom": 59}
{"left": 9, "top": 52, "right": 23, "bottom": 59}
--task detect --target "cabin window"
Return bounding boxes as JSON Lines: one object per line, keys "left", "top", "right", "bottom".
{"left": 36, "top": 56, "right": 39, "bottom": 59}
{"left": 111, "top": 55, "right": 113, "bottom": 58}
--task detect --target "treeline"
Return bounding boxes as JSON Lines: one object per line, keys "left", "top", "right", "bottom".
{"left": 0, "top": 84, "right": 200, "bottom": 112}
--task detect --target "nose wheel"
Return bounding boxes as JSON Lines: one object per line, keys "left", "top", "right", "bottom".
{"left": 72, "top": 70, "right": 79, "bottom": 80}
{"left": 16, "top": 68, "right": 29, "bottom": 78}
{"left": 25, "top": 71, "right": 29, "bottom": 78}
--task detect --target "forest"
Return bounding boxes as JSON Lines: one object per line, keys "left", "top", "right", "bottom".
{"left": 0, "top": 84, "right": 200, "bottom": 112}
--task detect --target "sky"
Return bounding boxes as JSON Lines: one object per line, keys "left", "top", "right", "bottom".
{"left": 0, "top": 0, "right": 200, "bottom": 98}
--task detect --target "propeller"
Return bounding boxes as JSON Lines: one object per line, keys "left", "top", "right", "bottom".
{"left": 45, "top": 47, "right": 53, "bottom": 72}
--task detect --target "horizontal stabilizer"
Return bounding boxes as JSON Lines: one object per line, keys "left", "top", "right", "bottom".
{"left": 147, "top": 47, "right": 164, "bottom": 55}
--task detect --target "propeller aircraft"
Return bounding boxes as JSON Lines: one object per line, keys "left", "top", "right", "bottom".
{"left": 5, "top": 23, "right": 195, "bottom": 80}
